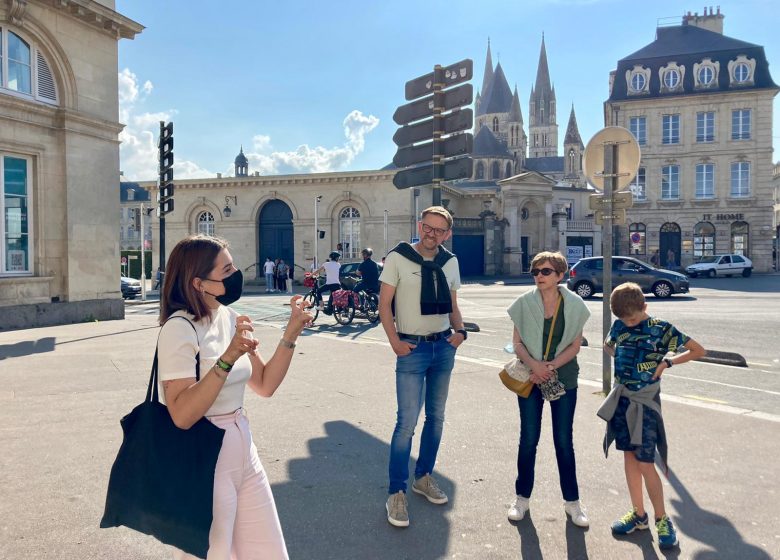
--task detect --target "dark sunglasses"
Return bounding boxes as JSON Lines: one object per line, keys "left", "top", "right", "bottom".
{"left": 531, "top": 267, "right": 557, "bottom": 277}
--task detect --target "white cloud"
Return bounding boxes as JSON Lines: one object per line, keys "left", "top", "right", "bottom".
{"left": 118, "top": 68, "right": 213, "bottom": 181}
{"left": 238, "top": 110, "right": 380, "bottom": 176}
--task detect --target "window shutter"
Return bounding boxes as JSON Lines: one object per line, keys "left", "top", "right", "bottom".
{"left": 36, "top": 50, "right": 58, "bottom": 103}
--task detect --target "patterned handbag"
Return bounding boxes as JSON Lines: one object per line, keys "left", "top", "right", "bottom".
{"left": 538, "top": 295, "right": 567, "bottom": 401}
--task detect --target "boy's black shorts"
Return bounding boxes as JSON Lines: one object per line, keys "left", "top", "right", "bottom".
{"left": 609, "top": 396, "right": 658, "bottom": 463}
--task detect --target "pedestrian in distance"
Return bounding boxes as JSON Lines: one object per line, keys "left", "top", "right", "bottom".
{"left": 277, "top": 260, "right": 289, "bottom": 294}
{"left": 157, "top": 234, "right": 313, "bottom": 559}
{"left": 378, "top": 206, "right": 467, "bottom": 528}
{"left": 666, "top": 249, "right": 676, "bottom": 269}
{"left": 154, "top": 266, "right": 163, "bottom": 291}
{"left": 286, "top": 262, "right": 294, "bottom": 294}
{"left": 598, "top": 282, "right": 706, "bottom": 550}
{"left": 263, "top": 257, "right": 275, "bottom": 293}
{"left": 313, "top": 252, "right": 342, "bottom": 314}
{"left": 505, "top": 251, "right": 591, "bottom": 527}
{"left": 273, "top": 259, "right": 282, "bottom": 292}
{"left": 650, "top": 250, "right": 660, "bottom": 268}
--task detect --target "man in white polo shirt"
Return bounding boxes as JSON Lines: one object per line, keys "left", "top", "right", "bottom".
{"left": 378, "top": 206, "right": 467, "bottom": 528}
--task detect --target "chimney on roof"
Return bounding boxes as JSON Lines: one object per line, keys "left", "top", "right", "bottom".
{"left": 682, "top": 6, "right": 724, "bottom": 34}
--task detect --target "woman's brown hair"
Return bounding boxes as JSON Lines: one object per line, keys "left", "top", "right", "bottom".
{"left": 159, "top": 235, "right": 228, "bottom": 324}
{"left": 530, "top": 251, "right": 569, "bottom": 274}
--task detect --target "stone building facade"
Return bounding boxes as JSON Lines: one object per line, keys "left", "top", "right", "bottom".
{"left": 605, "top": 9, "right": 778, "bottom": 272}
{"left": 0, "top": 1, "right": 142, "bottom": 329}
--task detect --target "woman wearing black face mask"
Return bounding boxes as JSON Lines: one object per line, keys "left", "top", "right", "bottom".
{"left": 157, "top": 235, "right": 313, "bottom": 559}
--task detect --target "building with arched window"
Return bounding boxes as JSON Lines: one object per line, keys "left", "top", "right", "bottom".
{"left": 0, "top": 2, "right": 142, "bottom": 329}
{"left": 605, "top": 9, "right": 777, "bottom": 271}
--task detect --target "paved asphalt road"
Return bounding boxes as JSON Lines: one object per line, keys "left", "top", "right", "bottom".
{"left": 1, "top": 275, "right": 778, "bottom": 559}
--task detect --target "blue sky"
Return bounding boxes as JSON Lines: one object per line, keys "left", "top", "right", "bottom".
{"left": 116, "top": 0, "right": 780, "bottom": 181}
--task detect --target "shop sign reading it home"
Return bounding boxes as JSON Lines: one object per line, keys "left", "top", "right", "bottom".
{"left": 702, "top": 213, "right": 745, "bottom": 223}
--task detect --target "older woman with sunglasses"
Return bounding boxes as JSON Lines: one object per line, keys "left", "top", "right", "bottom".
{"left": 505, "top": 251, "right": 591, "bottom": 527}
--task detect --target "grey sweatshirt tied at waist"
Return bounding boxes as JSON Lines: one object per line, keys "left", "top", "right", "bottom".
{"left": 596, "top": 382, "right": 669, "bottom": 474}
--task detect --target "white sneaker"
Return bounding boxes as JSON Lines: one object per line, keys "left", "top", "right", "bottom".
{"left": 564, "top": 500, "right": 590, "bottom": 528}
{"left": 507, "top": 495, "right": 529, "bottom": 521}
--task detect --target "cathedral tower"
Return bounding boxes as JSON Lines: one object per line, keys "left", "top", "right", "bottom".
{"left": 563, "top": 105, "right": 584, "bottom": 185}
{"left": 529, "top": 35, "right": 558, "bottom": 158}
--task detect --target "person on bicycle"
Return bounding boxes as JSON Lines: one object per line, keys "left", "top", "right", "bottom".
{"left": 353, "top": 248, "right": 380, "bottom": 298}
{"left": 314, "top": 251, "right": 342, "bottom": 314}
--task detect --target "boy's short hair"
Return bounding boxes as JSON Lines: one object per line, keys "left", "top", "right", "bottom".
{"left": 421, "top": 206, "right": 453, "bottom": 229}
{"left": 530, "top": 251, "right": 568, "bottom": 274}
{"left": 610, "top": 282, "right": 646, "bottom": 318}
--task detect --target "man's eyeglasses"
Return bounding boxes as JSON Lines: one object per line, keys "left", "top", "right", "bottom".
{"left": 531, "top": 267, "right": 557, "bottom": 277}
{"left": 421, "top": 223, "right": 449, "bottom": 236}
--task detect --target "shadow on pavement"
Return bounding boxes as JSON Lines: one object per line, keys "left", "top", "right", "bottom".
{"left": 686, "top": 276, "right": 780, "bottom": 293}
{"left": 565, "top": 519, "right": 589, "bottom": 560}
{"left": 512, "top": 515, "right": 542, "bottom": 558}
{"left": 272, "top": 420, "right": 452, "bottom": 560}
{"left": 0, "top": 337, "right": 55, "bottom": 360}
{"left": 667, "top": 469, "right": 772, "bottom": 559}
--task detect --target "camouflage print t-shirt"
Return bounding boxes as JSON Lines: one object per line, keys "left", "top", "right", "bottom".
{"left": 605, "top": 317, "right": 690, "bottom": 391}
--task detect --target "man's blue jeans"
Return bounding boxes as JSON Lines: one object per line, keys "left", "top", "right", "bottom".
{"left": 388, "top": 338, "right": 456, "bottom": 494}
{"left": 515, "top": 386, "right": 580, "bottom": 501}
{"left": 264, "top": 272, "right": 274, "bottom": 290}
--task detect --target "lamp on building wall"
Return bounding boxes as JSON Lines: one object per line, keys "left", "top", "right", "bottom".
{"left": 223, "top": 195, "right": 238, "bottom": 217}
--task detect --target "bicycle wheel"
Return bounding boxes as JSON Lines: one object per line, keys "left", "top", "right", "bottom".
{"left": 303, "top": 292, "right": 319, "bottom": 324}
{"left": 365, "top": 293, "right": 380, "bottom": 323}
{"left": 334, "top": 296, "right": 355, "bottom": 325}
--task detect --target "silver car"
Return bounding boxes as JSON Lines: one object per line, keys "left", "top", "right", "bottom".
{"left": 566, "top": 256, "right": 689, "bottom": 299}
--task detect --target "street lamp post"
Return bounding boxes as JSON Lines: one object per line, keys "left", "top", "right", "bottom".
{"left": 383, "top": 209, "right": 389, "bottom": 256}
{"left": 314, "top": 195, "right": 322, "bottom": 268}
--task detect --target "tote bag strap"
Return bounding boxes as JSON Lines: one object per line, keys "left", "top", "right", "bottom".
{"left": 542, "top": 295, "right": 562, "bottom": 361}
{"left": 146, "top": 316, "right": 201, "bottom": 403}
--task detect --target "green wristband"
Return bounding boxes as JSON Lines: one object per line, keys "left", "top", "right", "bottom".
{"left": 216, "top": 358, "right": 233, "bottom": 373}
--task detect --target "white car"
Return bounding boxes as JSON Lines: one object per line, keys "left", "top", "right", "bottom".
{"left": 686, "top": 254, "right": 753, "bottom": 278}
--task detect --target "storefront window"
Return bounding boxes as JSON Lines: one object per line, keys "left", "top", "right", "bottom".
{"left": 629, "top": 223, "right": 646, "bottom": 255}
{"left": 2, "top": 156, "right": 30, "bottom": 273}
{"left": 693, "top": 222, "right": 715, "bottom": 258}
{"left": 731, "top": 221, "right": 749, "bottom": 256}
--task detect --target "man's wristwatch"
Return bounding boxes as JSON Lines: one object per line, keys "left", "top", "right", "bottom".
{"left": 456, "top": 328, "right": 468, "bottom": 341}
{"left": 663, "top": 358, "right": 673, "bottom": 368}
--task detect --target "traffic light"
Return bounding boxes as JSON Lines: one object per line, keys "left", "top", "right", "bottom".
{"left": 158, "top": 121, "right": 174, "bottom": 216}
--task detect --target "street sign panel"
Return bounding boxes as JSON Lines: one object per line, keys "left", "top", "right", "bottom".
{"left": 393, "top": 133, "right": 472, "bottom": 168}
{"left": 588, "top": 191, "right": 634, "bottom": 211}
{"left": 393, "top": 84, "right": 473, "bottom": 125}
{"left": 583, "top": 126, "right": 641, "bottom": 192}
{"left": 392, "top": 157, "right": 473, "bottom": 190}
{"left": 393, "top": 109, "right": 473, "bottom": 147}
{"left": 405, "top": 59, "right": 473, "bottom": 101}
{"left": 594, "top": 208, "right": 626, "bottom": 225}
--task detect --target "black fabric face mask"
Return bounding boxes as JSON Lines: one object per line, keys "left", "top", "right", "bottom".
{"left": 204, "top": 269, "right": 243, "bottom": 306}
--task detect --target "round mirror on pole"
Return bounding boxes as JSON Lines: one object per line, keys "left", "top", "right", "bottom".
{"left": 583, "top": 126, "right": 641, "bottom": 192}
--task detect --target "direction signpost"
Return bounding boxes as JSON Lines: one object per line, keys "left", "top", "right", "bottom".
{"left": 583, "top": 127, "right": 640, "bottom": 393}
{"left": 392, "top": 59, "right": 474, "bottom": 207}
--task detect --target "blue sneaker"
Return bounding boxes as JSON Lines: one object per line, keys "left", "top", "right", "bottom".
{"left": 611, "top": 508, "right": 649, "bottom": 535}
{"left": 656, "top": 515, "right": 679, "bottom": 549}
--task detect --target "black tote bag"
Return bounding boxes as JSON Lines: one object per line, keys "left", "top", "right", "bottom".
{"left": 100, "top": 317, "right": 225, "bottom": 559}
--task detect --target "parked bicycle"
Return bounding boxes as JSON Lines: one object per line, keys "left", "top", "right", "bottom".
{"left": 302, "top": 272, "right": 354, "bottom": 325}
{"left": 343, "top": 273, "right": 379, "bottom": 324}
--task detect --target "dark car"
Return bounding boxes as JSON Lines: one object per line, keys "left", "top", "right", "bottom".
{"left": 338, "top": 261, "right": 382, "bottom": 291}
{"left": 566, "top": 256, "right": 689, "bottom": 299}
{"left": 121, "top": 276, "right": 142, "bottom": 299}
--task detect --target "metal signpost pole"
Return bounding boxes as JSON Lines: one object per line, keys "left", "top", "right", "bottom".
{"left": 602, "top": 142, "right": 618, "bottom": 394}
{"left": 383, "top": 209, "right": 388, "bottom": 256}
{"left": 314, "top": 196, "right": 320, "bottom": 269}
{"left": 140, "top": 203, "right": 146, "bottom": 301}
{"left": 432, "top": 65, "right": 444, "bottom": 207}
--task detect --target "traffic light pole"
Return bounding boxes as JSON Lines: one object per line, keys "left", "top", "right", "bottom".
{"left": 432, "top": 65, "right": 444, "bottom": 207}
{"left": 602, "top": 142, "right": 618, "bottom": 394}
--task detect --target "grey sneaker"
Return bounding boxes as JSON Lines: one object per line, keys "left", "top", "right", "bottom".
{"left": 508, "top": 495, "right": 530, "bottom": 521}
{"left": 412, "top": 474, "right": 448, "bottom": 504}
{"left": 386, "top": 491, "right": 409, "bottom": 527}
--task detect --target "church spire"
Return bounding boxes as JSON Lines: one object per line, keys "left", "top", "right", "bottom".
{"left": 534, "top": 33, "right": 553, "bottom": 99}
{"left": 509, "top": 85, "right": 523, "bottom": 124}
{"left": 564, "top": 104, "right": 583, "bottom": 147}
{"left": 481, "top": 38, "right": 494, "bottom": 95}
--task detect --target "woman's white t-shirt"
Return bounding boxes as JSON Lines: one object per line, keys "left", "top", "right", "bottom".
{"left": 323, "top": 261, "right": 341, "bottom": 285}
{"left": 157, "top": 307, "right": 251, "bottom": 416}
